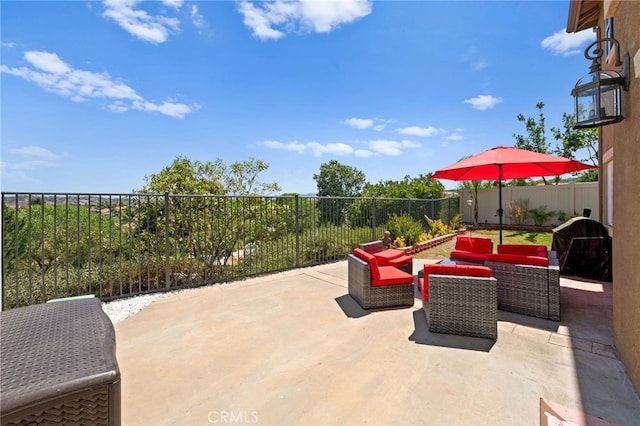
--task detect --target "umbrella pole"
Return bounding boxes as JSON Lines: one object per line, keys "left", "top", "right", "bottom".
{"left": 498, "top": 166, "right": 503, "bottom": 245}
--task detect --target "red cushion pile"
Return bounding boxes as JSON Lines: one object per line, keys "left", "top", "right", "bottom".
{"left": 419, "top": 263, "right": 492, "bottom": 301}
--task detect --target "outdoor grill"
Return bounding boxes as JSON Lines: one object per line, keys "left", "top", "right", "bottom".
{"left": 551, "top": 217, "right": 612, "bottom": 281}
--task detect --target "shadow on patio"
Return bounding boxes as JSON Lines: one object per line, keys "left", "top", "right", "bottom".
{"left": 112, "top": 260, "right": 640, "bottom": 426}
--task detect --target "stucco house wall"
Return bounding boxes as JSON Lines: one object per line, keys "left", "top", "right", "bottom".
{"left": 568, "top": 0, "right": 640, "bottom": 396}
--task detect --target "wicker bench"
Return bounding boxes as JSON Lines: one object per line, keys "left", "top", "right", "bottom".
{"left": 485, "top": 253, "right": 560, "bottom": 321}
{"left": 419, "top": 263, "right": 498, "bottom": 340}
{"left": 0, "top": 298, "right": 121, "bottom": 425}
{"left": 348, "top": 249, "right": 415, "bottom": 310}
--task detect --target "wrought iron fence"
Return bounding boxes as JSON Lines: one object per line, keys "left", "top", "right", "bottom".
{"left": 1, "top": 192, "right": 459, "bottom": 309}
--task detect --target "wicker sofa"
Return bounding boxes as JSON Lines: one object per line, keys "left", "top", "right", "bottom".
{"left": 450, "top": 236, "right": 494, "bottom": 264}
{"left": 485, "top": 251, "right": 560, "bottom": 321}
{"left": 358, "top": 240, "right": 413, "bottom": 274}
{"left": 348, "top": 248, "right": 415, "bottom": 309}
{"left": 419, "top": 263, "right": 497, "bottom": 340}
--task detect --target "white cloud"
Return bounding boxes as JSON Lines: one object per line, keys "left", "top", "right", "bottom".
{"left": 345, "top": 117, "right": 374, "bottom": 129}
{"left": 102, "top": 0, "right": 181, "bottom": 44}
{"left": 401, "top": 140, "right": 421, "bottom": 148}
{"left": 369, "top": 140, "right": 403, "bottom": 156}
{"left": 24, "top": 51, "right": 70, "bottom": 74}
{"left": 344, "top": 117, "right": 388, "bottom": 131}
{"left": 1, "top": 146, "right": 65, "bottom": 170}
{"left": 191, "top": 5, "right": 205, "bottom": 30}
{"left": 261, "top": 136, "right": 420, "bottom": 157}
{"left": 2, "top": 41, "right": 16, "bottom": 48}
{"left": 261, "top": 140, "right": 356, "bottom": 156}
{"left": 11, "top": 146, "right": 62, "bottom": 160}
{"left": 397, "top": 126, "right": 439, "bottom": 137}
{"left": 463, "top": 94, "right": 503, "bottom": 110}
{"left": 542, "top": 28, "right": 595, "bottom": 56}
{"left": 308, "top": 142, "right": 354, "bottom": 156}
{"left": 237, "top": 0, "right": 372, "bottom": 41}
{"left": 260, "top": 140, "right": 306, "bottom": 154}
{"left": 1, "top": 50, "right": 196, "bottom": 119}
{"left": 444, "top": 133, "right": 464, "bottom": 141}
{"left": 162, "top": 0, "right": 183, "bottom": 9}
{"left": 354, "top": 149, "right": 376, "bottom": 158}
{"left": 0, "top": 160, "right": 56, "bottom": 170}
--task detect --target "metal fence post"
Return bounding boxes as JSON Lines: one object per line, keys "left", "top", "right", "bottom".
{"left": 164, "top": 192, "right": 171, "bottom": 289}
{"left": 295, "top": 194, "right": 300, "bottom": 267}
{"left": 371, "top": 197, "right": 376, "bottom": 241}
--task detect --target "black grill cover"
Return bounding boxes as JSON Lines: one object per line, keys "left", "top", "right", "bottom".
{"left": 552, "top": 217, "right": 612, "bottom": 281}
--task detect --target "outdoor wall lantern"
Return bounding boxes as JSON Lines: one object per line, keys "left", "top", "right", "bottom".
{"left": 572, "top": 37, "right": 630, "bottom": 129}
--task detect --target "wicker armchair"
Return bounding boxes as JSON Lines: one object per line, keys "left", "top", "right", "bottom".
{"left": 358, "top": 240, "right": 413, "bottom": 274}
{"left": 348, "top": 251, "right": 415, "bottom": 310}
{"left": 485, "top": 254, "right": 560, "bottom": 321}
{"left": 420, "top": 264, "right": 497, "bottom": 340}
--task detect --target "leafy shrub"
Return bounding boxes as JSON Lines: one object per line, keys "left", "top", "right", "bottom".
{"left": 449, "top": 213, "right": 463, "bottom": 230}
{"left": 393, "top": 236, "right": 406, "bottom": 247}
{"left": 529, "top": 205, "right": 556, "bottom": 226}
{"left": 424, "top": 215, "right": 451, "bottom": 237}
{"left": 508, "top": 199, "right": 530, "bottom": 225}
{"left": 385, "top": 214, "right": 424, "bottom": 246}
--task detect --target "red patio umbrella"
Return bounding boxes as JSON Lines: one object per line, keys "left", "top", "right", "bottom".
{"left": 430, "top": 146, "right": 597, "bottom": 243}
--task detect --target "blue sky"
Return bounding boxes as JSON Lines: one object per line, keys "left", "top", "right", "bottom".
{"left": 1, "top": 0, "right": 596, "bottom": 194}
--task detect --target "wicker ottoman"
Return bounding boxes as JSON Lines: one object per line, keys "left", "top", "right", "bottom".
{"left": 0, "top": 298, "right": 121, "bottom": 425}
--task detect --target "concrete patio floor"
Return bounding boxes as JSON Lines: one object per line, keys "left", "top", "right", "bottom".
{"left": 113, "top": 259, "right": 640, "bottom": 426}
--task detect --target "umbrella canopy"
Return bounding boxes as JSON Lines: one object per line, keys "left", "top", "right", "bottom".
{"left": 431, "top": 146, "right": 597, "bottom": 243}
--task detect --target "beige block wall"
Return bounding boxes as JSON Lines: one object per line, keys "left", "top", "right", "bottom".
{"left": 609, "top": 1, "right": 640, "bottom": 396}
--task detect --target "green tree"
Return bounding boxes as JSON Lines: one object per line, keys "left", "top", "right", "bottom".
{"left": 313, "top": 160, "right": 366, "bottom": 197}
{"left": 313, "top": 160, "right": 366, "bottom": 226}
{"left": 3, "top": 204, "right": 28, "bottom": 274}
{"left": 513, "top": 101, "right": 552, "bottom": 184}
{"left": 550, "top": 112, "right": 598, "bottom": 182}
{"left": 362, "top": 173, "right": 444, "bottom": 199}
{"left": 136, "top": 156, "right": 282, "bottom": 268}
{"left": 141, "top": 155, "right": 224, "bottom": 194}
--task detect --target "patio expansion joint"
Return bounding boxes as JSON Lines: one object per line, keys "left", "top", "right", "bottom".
{"left": 302, "top": 270, "right": 347, "bottom": 288}
{"left": 506, "top": 323, "right": 618, "bottom": 359}
{"left": 547, "top": 333, "right": 618, "bottom": 359}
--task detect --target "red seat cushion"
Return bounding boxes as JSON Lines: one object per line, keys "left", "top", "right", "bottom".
{"left": 372, "top": 249, "right": 405, "bottom": 261}
{"left": 485, "top": 253, "right": 549, "bottom": 267}
{"left": 450, "top": 250, "right": 490, "bottom": 262}
{"left": 497, "top": 244, "right": 548, "bottom": 257}
{"left": 454, "top": 236, "right": 493, "bottom": 254}
{"left": 421, "top": 264, "right": 492, "bottom": 300}
{"left": 353, "top": 248, "right": 381, "bottom": 281}
{"left": 375, "top": 253, "right": 412, "bottom": 267}
{"left": 372, "top": 265, "right": 414, "bottom": 286}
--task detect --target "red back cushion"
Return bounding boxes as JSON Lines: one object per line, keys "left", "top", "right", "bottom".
{"left": 497, "top": 244, "right": 548, "bottom": 257}
{"left": 454, "top": 236, "right": 493, "bottom": 254}
{"left": 421, "top": 264, "right": 492, "bottom": 300}
{"left": 353, "top": 248, "right": 380, "bottom": 281}
{"left": 485, "top": 253, "right": 549, "bottom": 267}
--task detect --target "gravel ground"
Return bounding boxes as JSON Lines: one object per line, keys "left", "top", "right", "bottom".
{"left": 101, "top": 285, "right": 223, "bottom": 324}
